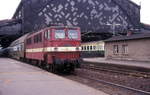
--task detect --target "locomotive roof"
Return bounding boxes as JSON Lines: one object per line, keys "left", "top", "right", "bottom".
{"left": 27, "top": 26, "right": 80, "bottom": 38}
{"left": 50, "top": 26, "right": 80, "bottom": 29}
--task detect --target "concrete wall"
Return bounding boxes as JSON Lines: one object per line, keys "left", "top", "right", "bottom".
{"left": 105, "top": 38, "right": 150, "bottom": 62}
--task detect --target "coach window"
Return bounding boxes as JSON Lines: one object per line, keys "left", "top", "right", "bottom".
{"left": 84, "top": 46, "right": 86, "bottom": 51}
{"left": 17, "top": 46, "right": 20, "bottom": 51}
{"left": 87, "top": 46, "right": 89, "bottom": 51}
{"left": 82, "top": 46, "right": 84, "bottom": 50}
{"left": 34, "top": 36, "right": 37, "bottom": 43}
{"left": 90, "top": 46, "right": 92, "bottom": 50}
{"left": 100, "top": 46, "right": 102, "bottom": 50}
{"left": 21, "top": 45, "right": 23, "bottom": 51}
{"left": 55, "top": 30, "right": 65, "bottom": 39}
{"left": 38, "top": 33, "right": 42, "bottom": 42}
{"left": 93, "top": 46, "right": 96, "bottom": 50}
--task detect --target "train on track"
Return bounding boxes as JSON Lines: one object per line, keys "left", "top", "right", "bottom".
{"left": 81, "top": 41, "right": 104, "bottom": 58}
{"left": 8, "top": 26, "right": 82, "bottom": 72}
{"left": 0, "top": 48, "right": 10, "bottom": 57}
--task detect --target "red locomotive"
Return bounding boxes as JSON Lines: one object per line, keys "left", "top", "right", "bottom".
{"left": 9, "top": 26, "right": 81, "bottom": 72}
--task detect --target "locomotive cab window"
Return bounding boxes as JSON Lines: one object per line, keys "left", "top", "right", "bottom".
{"left": 45, "top": 30, "right": 50, "bottom": 39}
{"left": 34, "top": 33, "right": 42, "bottom": 43}
{"left": 68, "top": 30, "right": 78, "bottom": 39}
{"left": 27, "top": 38, "right": 32, "bottom": 45}
{"left": 55, "top": 30, "right": 65, "bottom": 39}
{"left": 39, "top": 33, "right": 42, "bottom": 42}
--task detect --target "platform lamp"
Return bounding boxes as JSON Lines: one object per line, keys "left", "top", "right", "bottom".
{"left": 0, "top": 44, "right": 2, "bottom": 49}
{"left": 106, "top": 23, "right": 121, "bottom": 36}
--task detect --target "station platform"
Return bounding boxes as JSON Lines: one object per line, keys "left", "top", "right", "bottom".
{"left": 0, "top": 58, "right": 108, "bottom": 95}
{"left": 83, "top": 58, "right": 150, "bottom": 69}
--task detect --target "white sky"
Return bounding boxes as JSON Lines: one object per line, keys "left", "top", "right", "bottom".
{"left": 0, "top": 0, "right": 150, "bottom": 24}
{"left": 0, "top": 0, "right": 21, "bottom": 20}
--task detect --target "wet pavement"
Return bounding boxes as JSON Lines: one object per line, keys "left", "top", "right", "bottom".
{"left": 0, "top": 58, "right": 108, "bottom": 95}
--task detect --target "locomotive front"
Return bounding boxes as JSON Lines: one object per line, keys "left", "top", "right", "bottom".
{"left": 44, "top": 26, "right": 81, "bottom": 72}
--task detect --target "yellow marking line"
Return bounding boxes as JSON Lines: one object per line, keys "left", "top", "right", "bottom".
{"left": 4, "top": 79, "right": 12, "bottom": 84}
{"left": 0, "top": 71, "right": 44, "bottom": 75}
{"left": 0, "top": 79, "right": 55, "bottom": 84}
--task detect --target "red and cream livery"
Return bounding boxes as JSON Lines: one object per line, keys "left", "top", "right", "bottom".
{"left": 25, "top": 26, "right": 81, "bottom": 72}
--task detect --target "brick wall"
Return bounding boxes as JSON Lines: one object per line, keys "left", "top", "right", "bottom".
{"left": 105, "top": 38, "right": 150, "bottom": 62}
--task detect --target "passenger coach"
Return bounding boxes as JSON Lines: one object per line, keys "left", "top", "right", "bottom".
{"left": 81, "top": 41, "right": 104, "bottom": 58}
{"left": 9, "top": 34, "right": 29, "bottom": 60}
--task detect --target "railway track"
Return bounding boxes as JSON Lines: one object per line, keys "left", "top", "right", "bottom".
{"left": 66, "top": 63, "right": 150, "bottom": 94}
{"left": 81, "top": 63, "right": 150, "bottom": 78}
{"left": 78, "top": 74, "right": 150, "bottom": 95}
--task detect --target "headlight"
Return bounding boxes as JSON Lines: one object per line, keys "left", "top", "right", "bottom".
{"left": 54, "top": 47, "right": 58, "bottom": 51}
{"left": 76, "top": 47, "right": 80, "bottom": 51}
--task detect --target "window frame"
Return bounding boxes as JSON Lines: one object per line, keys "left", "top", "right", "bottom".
{"left": 68, "top": 29, "right": 78, "bottom": 39}
{"left": 54, "top": 29, "right": 65, "bottom": 39}
{"left": 87, "top": 46, "right": 89, "bottom": 51}
{"left": 27, "top": 38, "right": 32, "bottom": 45}
{"left": 122, "top": 44, "right": 128, "bottom": 54}
{"left": 84, "top": 46, "right": 86, "bottom": 51}
{"left": 90, "top": 46, "right": 93, "bottom": 50}
{"left": 33, "top": 33, "right": 42, "bottom": 43}
{"left": 113, "top": 45, "right": 119, "bottom": 54}
{"left": 93, "top": 46, "right": 96, "bottom": 50}
{"left": 45, "top": 30, "right": 51, "bottom": 40}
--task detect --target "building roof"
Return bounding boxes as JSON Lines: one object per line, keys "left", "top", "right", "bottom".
{"left": 82, "top": 41, "right": 104, "bottom": 45}
{"left": 105, "top": 33, "right": 150, "bottom": 42}
{"left": 141, "top": 23, "right": 150, "bottom": 31}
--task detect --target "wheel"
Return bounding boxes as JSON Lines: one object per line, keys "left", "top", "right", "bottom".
{"left": 48, "top": 64, "right": 53, "bottom": 72}
{"left": 52, "top": 64, "right": 56, "bottom": 73}
{"left": 40, "top": 61, "right": 45, "bottom": 69}
{"left": 35, "top": 60, "right": 39, "bottom": 66}
{"left": 45, "top": 63, "right": 50, "bottom": 71}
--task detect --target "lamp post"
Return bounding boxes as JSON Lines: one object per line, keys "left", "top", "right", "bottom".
{"left": 81, "top": 23, "right": 122, "bottom": 37}
{"left": 106, "top": 23, "right": 121, "bottom": 36}
{"left": 0, "top": 44, "right": 2, "bottom": 50}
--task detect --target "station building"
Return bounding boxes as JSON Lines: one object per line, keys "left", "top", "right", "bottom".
{"left": 105, "top": 33, "right": 150, "bottom": 62}
{"left": 13, "top": 0, "right": 141, "bottom": 42}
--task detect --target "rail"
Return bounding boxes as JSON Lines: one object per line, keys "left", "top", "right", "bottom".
{"left": 80, "top": 75, "right": 150, "bottom": 95}
{"left": 81, "top": 63, "right": 150, "bottom": 78}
